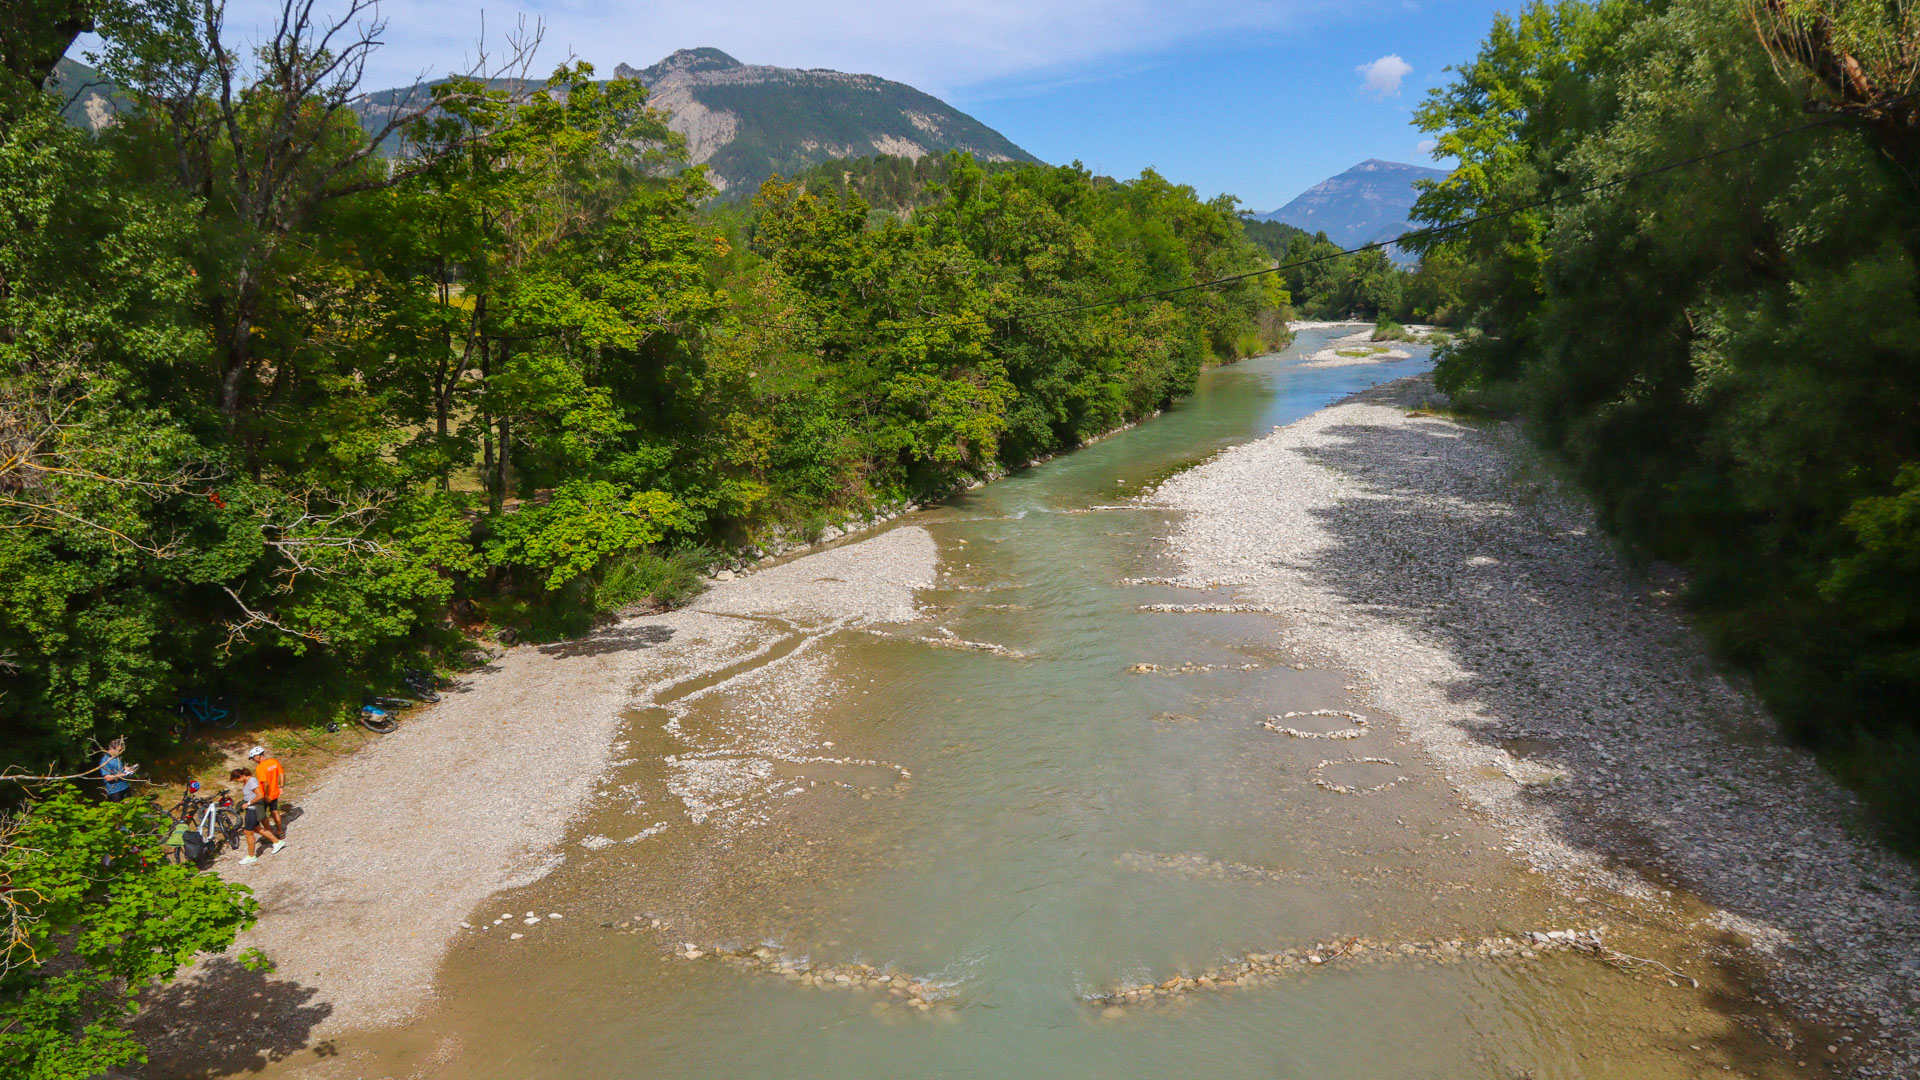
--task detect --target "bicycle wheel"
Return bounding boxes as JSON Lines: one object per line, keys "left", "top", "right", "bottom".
{"left": 214, "top": 809, "right": 242, "bottom": 854}
{"left": 211, "top": 695, "right": 239, "bottom": 729}
{"left": 359, "top": 709, "right": 399, "bottom": 734}
{"left": 404, "top": 672, "right": 441, "bottom": 703}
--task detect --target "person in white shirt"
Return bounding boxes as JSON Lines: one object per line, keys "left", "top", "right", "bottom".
{"left": 227, "top": 766, "right": 284, "bottom": 863}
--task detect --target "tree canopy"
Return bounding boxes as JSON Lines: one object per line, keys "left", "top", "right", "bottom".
{"left": 0, "top": 2, "right": 1294, "bottom": 773}
{"left": 1413, "top": 0, "right": 1920, "bottom": 844}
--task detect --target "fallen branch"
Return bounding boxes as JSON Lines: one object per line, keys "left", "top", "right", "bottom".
{"left": 1579, "top": 940, "right": 1700, "bottom": 987}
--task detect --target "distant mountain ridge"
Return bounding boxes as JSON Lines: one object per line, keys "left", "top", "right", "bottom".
{"left": 610, "top": 48, "right": 1039, "bottom": 194}
{"left": 1259, "top": 159, "right": 1448, "bottom": 251}
{"left": 51, "top": 48, "right": 1038, "bottom": 198}
{"left": 46, "top": 58, "right": 123, "bottom": 130}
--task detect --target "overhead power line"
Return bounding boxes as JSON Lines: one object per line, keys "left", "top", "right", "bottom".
{"left": 745, "top": 102, "right": 1872, "bottom": 339}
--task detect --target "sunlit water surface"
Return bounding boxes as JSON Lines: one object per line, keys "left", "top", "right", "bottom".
{"left": 238, "top": 332, "right": 1809, "bottom": 1080}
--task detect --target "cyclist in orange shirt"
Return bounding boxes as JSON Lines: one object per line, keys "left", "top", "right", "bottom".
{"left": 249, "top": 746, "right": 288, "bottom": 843}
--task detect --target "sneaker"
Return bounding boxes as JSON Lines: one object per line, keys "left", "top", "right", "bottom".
{"left": 239, "top": 855, "right": 259, "bottom": 865}
{"left": 270, "top": 840, "right": 287, "bottom": 853}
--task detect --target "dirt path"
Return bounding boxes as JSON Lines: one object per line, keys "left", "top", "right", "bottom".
{"left": 136, "top": 527, "right": 935, "bottom": 1075}
{"left": 1147, "top": 376, "right": 1920, "bottom": 1077}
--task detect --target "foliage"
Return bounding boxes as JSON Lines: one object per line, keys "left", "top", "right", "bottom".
{"left": 0, "top": 785, "right": 257, "bottom": 1079}
{"left": 777, "top": 153, "right": 1021, "bottom": 217}
{"left": 485, "top": 483, "right": 689, "bottom": 591}
{"left": 593, "top": 547, "right": 714, "bottom": 614}
{"left": 1415, "top": 0, "right": 1920, "bottom": 844}
{"left": 1, "top": 5, "right": 1285, "bottom": 784}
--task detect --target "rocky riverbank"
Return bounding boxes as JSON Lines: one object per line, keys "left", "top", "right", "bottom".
{"left": 1146, "top": 375, "right": 1920, "bottom": 1077}
{"left": 136, "top": 527, "right": 936, "bottom": 1070}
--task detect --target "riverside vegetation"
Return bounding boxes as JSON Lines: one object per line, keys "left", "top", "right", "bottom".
{"left": 1405, "top": 0, "right": 1920, "bottom": 847}
{"left": 0, "top": 2, "right": 1356, "bottom": 777}
{"left": 0, "top": 5, "right": 1344, "bottom": 1070}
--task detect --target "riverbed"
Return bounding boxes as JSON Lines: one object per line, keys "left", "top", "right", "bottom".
{"left": 210, "top": 328, "right": 1835, "bottom": 1080}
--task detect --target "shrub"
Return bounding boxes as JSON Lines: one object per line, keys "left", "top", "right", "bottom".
{"left": 0, "top": 786, "right": 257, "bottom": 1078}
{"left": 593, "top": 547, "right": 715, "bottom": 615}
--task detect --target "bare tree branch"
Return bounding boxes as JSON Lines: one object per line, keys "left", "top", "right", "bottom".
{"left": 0, "top": 384, "right": 221, "bottom": 555}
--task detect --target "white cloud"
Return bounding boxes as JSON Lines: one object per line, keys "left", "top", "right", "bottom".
{"left": 1356, "top": 53, "right": 1411, "bottom": 98}
{"left": 184, "top": 0, "right": 1334, "bottom": 97}
{"left": 1417, "top": 137, "right": 1437, "bottom": 155}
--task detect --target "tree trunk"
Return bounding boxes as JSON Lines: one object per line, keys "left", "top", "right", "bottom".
{"left": 480, "top": 342, "right": 497, "bottom": 513}
{"left": 1, "top": 0, "right": 93, "bottom": 87}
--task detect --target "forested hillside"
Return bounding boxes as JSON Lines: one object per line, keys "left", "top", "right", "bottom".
{"left": 0, "top": 14, "right": 1281, "bottom": 773}
{"left": 1413, "top": 0, "right": 1920, "bottom": 844}
{"left": 780, "top": 153, "right": 1022, "bottom": 216}
{"left": 1241, "top": 216, "right": 1460, "bottom": 324}
{"left": 613, "top": 47, "right": 1040, "bottom": 195}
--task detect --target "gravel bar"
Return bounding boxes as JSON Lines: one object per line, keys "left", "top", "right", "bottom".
{"left": 138, "top": 527, "right": 935, "bottom": 1061}
{"left": 1147, "top": 375, "right": 1920, "bottom": 1076}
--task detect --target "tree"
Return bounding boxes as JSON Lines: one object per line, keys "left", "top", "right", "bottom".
{"left": 0, "top": 785, "right": 257, "bottom": 1079}
{"left": 1413, "top": 0, "right": 1920, "bottom": 843}
{"left": 0, "top": 0, "right": 96, "bottom": 87}
{"left": 1746, "top": 0, "right": 1920, "bottom": 193}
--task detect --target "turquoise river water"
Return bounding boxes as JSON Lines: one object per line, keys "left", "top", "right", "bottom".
{"left": 242, "top": 329, "right": 1812, "bottom": 1080}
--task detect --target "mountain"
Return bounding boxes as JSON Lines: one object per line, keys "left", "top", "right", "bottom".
{"left": 45, "top": 58, "right": 125, "bottom": 131}
{"left": 611, "top": 48, "right": 1039, "bottom": 195}
{"left": 1258, "top": 159, "right": 1449, "bottom": 250}
{"left": 51, "top": 47, "right": 1038, "bottom": 197}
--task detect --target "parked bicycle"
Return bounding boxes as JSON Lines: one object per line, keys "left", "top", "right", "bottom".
{"left": 171, "top": 693, "right": 238, "bottom": 739}
{"left": 170, "top": 781, "right": 242, "bottom": 862}
{"left": 356, "top": 695, "right": 417, "bottom": 734}
{"left": 402, "top": 668, "right": 442, "bottom": 704}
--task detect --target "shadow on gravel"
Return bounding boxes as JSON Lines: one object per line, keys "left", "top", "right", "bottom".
{"left": 135, "top": 956, "right": 332, "bottom": 1078}
{"left": 538, "top": 623, "right": 675, "bottom": 659}
{"left": 1296, "top": 405, "right": 1759, "bottom": 871}
{"left": 1289, "top": 378, "right": 1892, "bottom": 1061}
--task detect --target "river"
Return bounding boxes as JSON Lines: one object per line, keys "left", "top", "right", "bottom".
{"left": 254, "top": 328, "right": 1810, "bottom": 1079}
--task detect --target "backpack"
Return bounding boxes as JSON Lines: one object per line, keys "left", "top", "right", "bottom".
{"left": 182, "top": 830, "right": 205, "bottom": 861}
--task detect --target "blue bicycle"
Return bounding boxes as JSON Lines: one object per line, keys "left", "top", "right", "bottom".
{"left": 172, "top": 694, "right": 238, "bottom": 739}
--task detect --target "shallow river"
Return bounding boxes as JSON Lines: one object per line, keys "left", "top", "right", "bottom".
{"left": 273, "top": 330, "right": 1810, "bottom": 1079}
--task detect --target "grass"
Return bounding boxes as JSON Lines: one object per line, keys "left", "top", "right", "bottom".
{"left": 140, "top": 696, "right": 389, "bottom": 815}
{"left": 1407, "top": 404, "right": 1498, "bottom": 425}
{"left": 593, "top": 546, "right": 716, "bottom": 616}
{"left": 1336, "top": 345, "right": 1393, "bottom": 358}
{"left": 1371, "top": 320, "right": 1415, "bottom": 343}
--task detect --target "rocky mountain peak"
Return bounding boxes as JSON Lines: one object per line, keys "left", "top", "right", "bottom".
{"left": 1258, "top": 158, "right": 1449, "bottom": 251}
{"left": 619, "top": 47, "right": 744, "bottom": 85}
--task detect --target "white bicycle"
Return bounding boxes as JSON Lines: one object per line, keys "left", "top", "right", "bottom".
{"left": 171, "top": 781, "right": 243, "bottom": 862}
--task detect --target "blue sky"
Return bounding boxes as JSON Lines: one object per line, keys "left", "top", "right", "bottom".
{"left": 74, "top": 0, "right": 1512, "bottom": 211}
{"left": 952, "top": 5, "right": 1508, "bottom": 211}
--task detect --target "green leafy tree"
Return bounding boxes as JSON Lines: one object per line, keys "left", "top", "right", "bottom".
{"left": 0, "top": 786, "right": 257, "bottom": 1079}
{"left": 1414, "top": 0, "right": 1920, "bottom": 842}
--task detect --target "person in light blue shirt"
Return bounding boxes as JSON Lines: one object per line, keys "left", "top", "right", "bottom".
{"left": 99, "top": 737, "right": 136, "bottom": 802}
